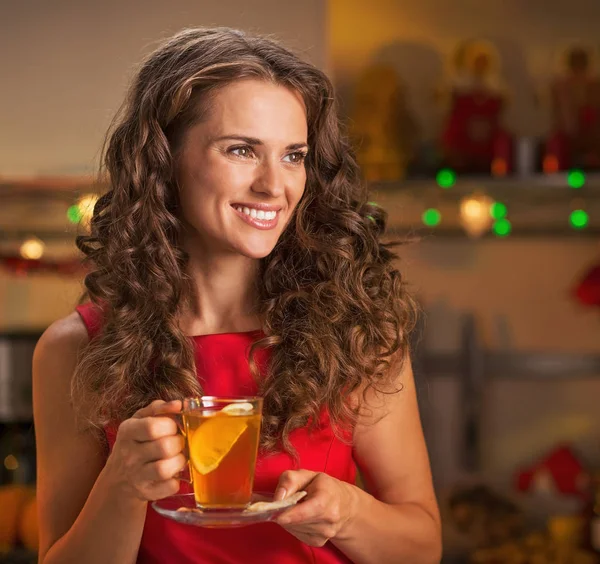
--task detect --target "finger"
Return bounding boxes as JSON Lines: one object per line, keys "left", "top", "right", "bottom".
{"left": 120, "top": 416, "right": 179, "bottom": 442}
{"left": 138, "top": 434, "right": 185, "bottom": 462}
{"left": 133, "top": 399, "right": 182, "bottom": 419}
{"left": 141, "top": 453, "right": 187, "bottom": 482}
{"left": 277, "top": 494, "right": 328, "bottom": 525}
{"left": 133, "top": 399, "right": 169, "bottom": 419}
{"left": 152, "top": 399, "right": 183, "bottom": 417}
{"left": 276, "top": 477, "right": 331, "bottom": 524}
{"left": 275, "top": 469, "right": 318, "bottom": 501}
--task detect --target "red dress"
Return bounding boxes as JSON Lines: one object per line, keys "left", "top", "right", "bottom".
{"left": 76, "top": 303, "right": 356, "bottom": 564}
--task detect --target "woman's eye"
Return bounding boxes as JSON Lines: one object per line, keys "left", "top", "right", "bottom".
{"left": 229, "top": 146, "right": 255, "bottom": 159}
{"left": 283, "top": 151, "right": 307, "bottom": 164}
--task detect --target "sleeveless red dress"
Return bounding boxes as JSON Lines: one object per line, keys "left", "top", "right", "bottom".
{"left": 76, "top": 303, "right": 356, "bottom": 564}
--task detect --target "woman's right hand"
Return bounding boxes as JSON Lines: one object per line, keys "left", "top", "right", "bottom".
{"left": 105, "top": 399, "right": 186, "bottom": 503}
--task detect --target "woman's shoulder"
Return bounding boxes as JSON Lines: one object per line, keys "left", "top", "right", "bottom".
{"left": 33, "top": 312, "right": 90, "bottom": 379}
{"left": 32, "top": 312, "right": 94, "bottom": 455}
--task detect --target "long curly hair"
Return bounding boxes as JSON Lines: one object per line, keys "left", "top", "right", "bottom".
{"left": 74, "top": 27, "right": 416, "bottom": 452}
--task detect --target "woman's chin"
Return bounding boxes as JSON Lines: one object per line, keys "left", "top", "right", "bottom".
{"left": 227, "top": 232, "right": 280, "bottom": 260}
{"left": 232, "top": 241, "right": 278, "bottom": 260}
{"left": 240, "top": 246, "right": 276, "bottom": 260}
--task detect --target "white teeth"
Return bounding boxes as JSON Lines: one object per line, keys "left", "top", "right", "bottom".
{"left": 236, "top": 206, "right": 278, "bottom": 221}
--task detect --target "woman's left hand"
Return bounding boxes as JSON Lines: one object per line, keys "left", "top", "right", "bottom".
{"left": 273, "top": 470, "right": 358, "bottom": 547}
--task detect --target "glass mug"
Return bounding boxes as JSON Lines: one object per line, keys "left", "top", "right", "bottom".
{"left": 171, "top": 396, "right": 263, "bottom": 509}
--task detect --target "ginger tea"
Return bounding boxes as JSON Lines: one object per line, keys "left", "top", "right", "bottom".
{"left": 183, "top": 399, "right": 262, "bottom": 509}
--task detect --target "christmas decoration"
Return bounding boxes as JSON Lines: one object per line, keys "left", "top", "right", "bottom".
{"left": 0, "top": 255, "right": 85, "bottom": 277}
{"left": 19, "top": 237, "right": 45, "bottom": 260}
{"left": 574, "top": 261, "right": 600, "bottom": 308}
{"left": 459, "top": 191, "right": 494, "bottom": 238}
{"left": 544, "top": 43, "right": 600, "bottom": 171}
{"left": 349, "top": 64, "right": 419, "bottom": 182}
{"left": 515, "top": 444, "right": 590, "bottom": 499}
{"left": 438, "top": 39, "right": 513, "bottom": 174}
{"left": 74, "top": 194, "right": 99, "bottom": 228}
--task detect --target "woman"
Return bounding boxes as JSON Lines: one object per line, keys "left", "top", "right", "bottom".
{"left": 33, "top": 27, "right": 441, "bottom": 563}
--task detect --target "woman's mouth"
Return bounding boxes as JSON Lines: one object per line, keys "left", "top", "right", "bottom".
{"left": 231, "top": 204, "right": 281, "bottom": 230}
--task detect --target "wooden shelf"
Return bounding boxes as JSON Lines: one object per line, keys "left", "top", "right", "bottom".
{"left": 416, "top": 350, "right": 600, "bottom": 380}
{"left": 370, "top": 174, "right": 600, "bottom": 238}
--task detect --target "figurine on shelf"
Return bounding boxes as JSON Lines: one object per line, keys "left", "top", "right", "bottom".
{"left": 573, "top": 259, "right": 600, "bottom": 309}
{"left": 515, "top": 444, "right": 590, "bottom": 500}
{"left": 438, "top": 39, "right": 513, "bottom": 175}
{"left": 349, "top": 64, "right": 419, "bottom": 182}
{"left": 544, "top": 44, "right": 600, "bottom": 171}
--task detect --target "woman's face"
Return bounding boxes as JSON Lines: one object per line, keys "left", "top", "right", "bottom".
{"left": 177, "top": 79, "right": 308, "bottom": 259}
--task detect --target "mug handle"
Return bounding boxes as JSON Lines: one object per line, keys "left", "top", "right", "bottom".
{"left": 156, "top": 408, "right": 193, "bottom": 485}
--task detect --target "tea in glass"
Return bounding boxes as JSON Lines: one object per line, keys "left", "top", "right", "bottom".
{"left": 182, "top": 397, "right": 262, "bottom": 509}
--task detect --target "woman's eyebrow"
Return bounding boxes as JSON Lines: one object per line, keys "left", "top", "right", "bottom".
{"left": 213, "top": 135, "right": 309, "bottom": 151}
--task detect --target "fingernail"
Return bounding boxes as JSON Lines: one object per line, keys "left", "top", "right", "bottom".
{"left": 275, "top": 487, "right": 287, "bottom": 501}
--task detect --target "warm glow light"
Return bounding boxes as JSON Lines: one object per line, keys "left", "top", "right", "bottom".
{"left": 459, "top": 192, "right": 494, "bottom": 238}
{"left": 20, "top": 237, "right": 45, "bottom": 260}
{"left": 543, "top": 155, "right": 559, "bottom": 174}
{"left": 4, "top": 455, "right": 18, "bottom": 471}
{"left": 491, "top": 158, "right": 508, "bottom": 177}
{"left": 77, "top": 194, "right": 99, "bottom": 227}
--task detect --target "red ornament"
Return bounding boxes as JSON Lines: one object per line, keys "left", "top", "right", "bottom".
{"left": 515, "top": 444, "right": 590, "bottom": 499}
{"left": 573, "top": 262, "right": 600, "bottom": 308}
{"left": 442, "top": 91, "right": 513, "bottom": 173}
{"left": 0, "top": 255, "right": 86, "bottom": 276}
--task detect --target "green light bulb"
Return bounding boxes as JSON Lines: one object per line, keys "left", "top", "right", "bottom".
{"left": 422, "top": 208, "right": 441, "bottom": 227}
{"left": 570, "top": 209, "right": 589, "bottom": 229}
{"left": 567, "top": 169, "right": 585, "bottom": 189}
{"left": 493, "top": 219, "right": 511, "bottom": 237}
{"left": 67, "top": 205, "right": 83, "bottom": 224}
{"left": 436, "top": 169, "right": 456, "bottom": 189}
{"left": 490, "top": 202, "right": 507, "bottom": 219}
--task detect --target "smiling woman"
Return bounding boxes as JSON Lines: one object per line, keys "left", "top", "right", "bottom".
{"left": 32, "top": 27, "right": 441, "bottom": 564}
{"left": 176, "top": 79, "right": 308, "bottom": 259}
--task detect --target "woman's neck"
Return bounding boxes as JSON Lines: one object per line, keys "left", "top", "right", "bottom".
{"left": 181, "top": 250, "right": 262, "bottom": 336}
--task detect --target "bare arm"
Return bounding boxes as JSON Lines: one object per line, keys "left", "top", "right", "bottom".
{"left": 274, "top": 355, "right": 441, "bottom": 563}
{"left": 34, "top": 313, "right": 183, "bottom": 564}
{"left": 332, "top": 355, "right": 441, "bottom": 563}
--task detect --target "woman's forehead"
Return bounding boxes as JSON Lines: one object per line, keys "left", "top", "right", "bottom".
{"left": 196, "top": 79, "right": 308, "bottom": 141}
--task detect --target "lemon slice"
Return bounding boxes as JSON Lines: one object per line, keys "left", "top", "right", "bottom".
{"left": 221, "top": 402, "right": 254, "bottom": 415}
{"left": 189, "top": 415, "right": 248, "bottom": 475}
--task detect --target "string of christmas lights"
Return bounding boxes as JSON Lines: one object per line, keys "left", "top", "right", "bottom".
{"left": 1, "top": 171, "right": 599, "bottom": 279}
{"left": 371, "top": 168, "right": 599, "bottom": 238}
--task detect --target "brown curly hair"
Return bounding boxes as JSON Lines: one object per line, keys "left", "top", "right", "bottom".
{"left": 74, "top": 27, "right": 416, "bottom": 453}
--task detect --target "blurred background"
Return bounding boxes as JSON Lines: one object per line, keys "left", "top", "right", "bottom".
{"left": 2, "top": 0, "right": 600, "bottom": 562}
